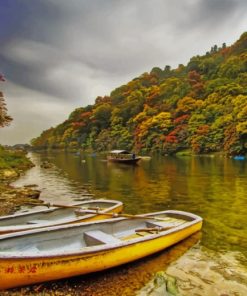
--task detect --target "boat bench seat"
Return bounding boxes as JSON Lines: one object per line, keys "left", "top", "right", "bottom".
{"left": 84, "top": 230, "right": 121, "bottom": 246}
{"left": 27, "top": 220, "right": 50, "bottom": 224}
{"left": 146, "top": 221, "right": 184, "bottom": 229}
{"left": 146, "top": 221, "right": 168, "bottom": 228}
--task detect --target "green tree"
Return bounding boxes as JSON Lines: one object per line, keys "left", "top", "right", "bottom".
{"left": 92, "top": 103, "right": 112, "bottom": 129}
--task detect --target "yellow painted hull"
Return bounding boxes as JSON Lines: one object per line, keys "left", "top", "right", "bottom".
{"left": 0, "top": 220, "right": 202, "bottom": 290}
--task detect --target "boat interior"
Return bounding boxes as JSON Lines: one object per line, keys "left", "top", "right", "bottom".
{"left": 0, "top": 201, "right": 120, "bottom": 227}
{"left": 0, "top": 211, "right": 197, "bottom": 256}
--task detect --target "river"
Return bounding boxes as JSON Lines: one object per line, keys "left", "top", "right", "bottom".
{"left": 13, "top": 151, "right": 247, "bottom": 296}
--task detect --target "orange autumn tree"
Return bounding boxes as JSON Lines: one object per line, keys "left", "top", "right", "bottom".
{"left": 134, "top": 112, "right": 172, "bottom": 151}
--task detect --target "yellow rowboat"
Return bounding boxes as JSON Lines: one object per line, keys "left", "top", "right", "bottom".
{"left": 0, "top": 199, "right": 123, "bottom": 235}
{"left": 0, "top": 210, "right": 202, "bottom": 290}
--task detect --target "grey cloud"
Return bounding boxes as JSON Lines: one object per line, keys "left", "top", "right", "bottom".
{"left": 174, "top": 0, "right": 247, "bottom": 33}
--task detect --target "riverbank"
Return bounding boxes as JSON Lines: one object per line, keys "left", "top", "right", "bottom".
{"left": 0, "top": 147, "right": 42, "bottom": 215}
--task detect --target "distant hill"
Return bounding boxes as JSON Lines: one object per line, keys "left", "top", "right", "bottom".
{"left": 31, "top": 33, "right": 247, "bottom": 155}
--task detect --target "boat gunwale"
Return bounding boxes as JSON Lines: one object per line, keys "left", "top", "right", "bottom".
{"left": 0, "top": 210, "right": 202, "bottom": 260}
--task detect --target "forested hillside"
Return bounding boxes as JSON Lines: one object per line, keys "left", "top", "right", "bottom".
{"left": 31, "top": 33, "right": 247, "bottom": 155}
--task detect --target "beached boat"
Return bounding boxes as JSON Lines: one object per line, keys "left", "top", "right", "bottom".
{"left": 0, "top": 210, "right": 202, "bottom": 290}
{"left": 107, "top": 150, "right": 141, "bottom": 164}
{"left": 0, "top": 199, "right": 123, "bottom": 235}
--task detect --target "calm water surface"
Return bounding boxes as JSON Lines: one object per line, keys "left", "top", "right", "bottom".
{"left": 14, "top": 152, "right": 247, "bottom": 295}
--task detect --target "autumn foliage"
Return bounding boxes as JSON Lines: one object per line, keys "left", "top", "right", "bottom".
{"left": 0, "top": 75, "right": 12, "bottom": 128}
{"left": 32, "top": 33, "right": 247, "bottom": 155}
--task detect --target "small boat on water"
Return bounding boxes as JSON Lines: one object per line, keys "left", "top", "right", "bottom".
{"left": 0, "top": 199, "right": 123, "bottom": 235}
{"left": 0, "top": 210, "right": 202, "bottom": 290}
{"left": 107, "top": 150, "right": 141, "bottom": 164}
{"left": 233, "top": 155, "right": 246, "bottom": 160}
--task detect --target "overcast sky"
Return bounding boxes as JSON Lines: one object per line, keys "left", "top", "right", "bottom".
{"left": 0, "top": 0, "right": 247, "bottom": 145}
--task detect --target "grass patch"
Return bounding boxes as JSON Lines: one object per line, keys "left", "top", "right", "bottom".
{"left": 0, "top": 146, "right": 33, "bottom": 170}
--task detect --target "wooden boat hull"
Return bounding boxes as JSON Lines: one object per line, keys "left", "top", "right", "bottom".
{"left": 0, "top": 199, "right": 123, "bottom": 235}
{"left": 107, "top": 150, "right": 141, "bottom": 164}
{"left": 0, "top": 211, "right": 202, "bottom": 290}
{"left": 107, "top": 157, "right": 141, "bottom": 164}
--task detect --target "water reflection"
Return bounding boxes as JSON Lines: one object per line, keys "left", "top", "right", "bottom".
{"left": 13, "top": 152, "right": 94, "bottom": 204}
{"left": 13, "top": 151, "right": 247, "bottom": 294}
{"left": 15, "top": 151, "right": 247, "bottom": 255}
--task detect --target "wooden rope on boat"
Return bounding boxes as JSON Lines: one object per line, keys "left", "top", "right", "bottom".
{"left": 135, "top": 226, "right": 173, "bottom": 233}
{"left": 135, "top": 221, "right": 187, "bottom": 233}
{"left": 25, "top": 202, "right": 85, "bottom": 209}
{"left": 74, "top": 207, "right": 103, "bottom": 216}
{"left": 46, "top": 203, "right": 88, "bottom": 209}
{"left": 26, "top": 202, "right": 103, "bottom": 211}
{"left": 25, "top": 203, "right": 184, "bottom": 223}
{"left": 78, "top": 210, "right": 178, "bottom": 222}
